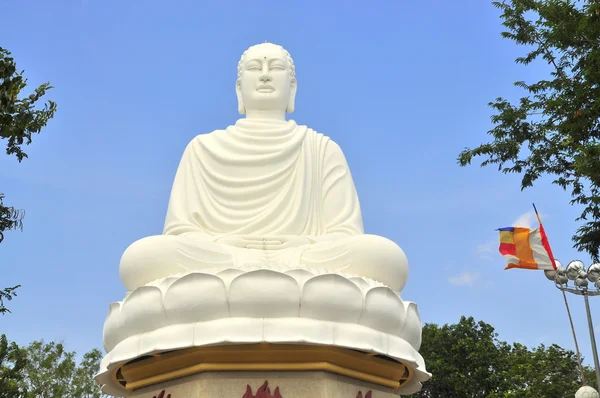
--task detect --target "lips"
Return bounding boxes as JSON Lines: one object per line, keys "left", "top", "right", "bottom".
{"left": 257, "top": 84, "right": 275, "bottom": 92}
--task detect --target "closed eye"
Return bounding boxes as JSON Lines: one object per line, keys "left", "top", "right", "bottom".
{"left": 245, "top": 59, "right": 262, "bottom": 71}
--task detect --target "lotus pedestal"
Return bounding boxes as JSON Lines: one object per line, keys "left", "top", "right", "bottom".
{"left": 97, "top": 269, "right": 430, "bottom": 396}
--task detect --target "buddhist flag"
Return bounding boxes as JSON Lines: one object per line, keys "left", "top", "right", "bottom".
{"left": 498, "top": 205, "right": 557, "bottom": 271}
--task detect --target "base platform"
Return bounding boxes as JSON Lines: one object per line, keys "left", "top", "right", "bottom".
{"left": 111, "top": 344, "right": 421, "bottom": 397}
{"left": 129, "top": 370, "right": 404, "bottom": 398}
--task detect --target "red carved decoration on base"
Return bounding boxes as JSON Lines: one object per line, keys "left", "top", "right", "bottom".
{"left": 150, "top": 382, "right": 373, "bottom": 397}
{"left": 243, "top": 380, "right": 283, "bottom": 398}
{"left": 241, "top": 381, "right": 372, "bottom": 397}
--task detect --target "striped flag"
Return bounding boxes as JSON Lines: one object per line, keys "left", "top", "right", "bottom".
{"left": 498, "top": 205, "right": 557, "bottom": 271}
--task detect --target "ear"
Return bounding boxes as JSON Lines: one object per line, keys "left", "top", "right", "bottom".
{"left": 236, "top": 80, "right": 245, "bottom": 115}
{"left": 286, "top": 79, "right": 297, "bottom": 114}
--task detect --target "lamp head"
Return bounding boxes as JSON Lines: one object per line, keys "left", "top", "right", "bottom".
{"left": 553, "top": 262, "right": 568, "bottom": 285}
{"left": 588, "top": 263, "right": 600, "bottom": 282}
{"left": 575, "top": 277, "right": 589, "bottom": 288}
{"left": 566, "top": 260, "right": 586, "bottom": 280}
{"left": 544, "top": 269, "right": 557, "bottom": 281}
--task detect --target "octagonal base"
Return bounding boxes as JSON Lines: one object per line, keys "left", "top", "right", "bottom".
{"left": 130, "top": 370, "right": 411, "bottom": 397}
{"left": 105, "top": 344, "right": 424, "bottom": 397}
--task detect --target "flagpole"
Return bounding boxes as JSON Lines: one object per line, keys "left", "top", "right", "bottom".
{"left": 533, "top": 203, "right": 586, "bottom": 384}
{"left": 532, "top": 203, "right": 542, "bottom": 225}
{"left": 561, "top": 288, "right": 587, "bottom": 385}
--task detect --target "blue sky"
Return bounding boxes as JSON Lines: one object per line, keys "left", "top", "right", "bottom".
{"left": 1, "top": 0, "right": 598, "bottom": 368}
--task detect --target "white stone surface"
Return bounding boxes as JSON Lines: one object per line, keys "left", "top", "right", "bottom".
{"left": 103, "top": 268, "right": 422, "bottom": 353}
{"left": 98, "top": 268, "right": 429, "bottom": 396}
{"left": 576, "top": 386, "right": 600, "bottom": 398}
{"left": 119, "top": 117, "right": 409, "bottom": 292}
{"left": 98, "top": 42, "right": 429, "bottom": 395}
{"left": 118, "top": 43, "right": 409, "bottom": 294}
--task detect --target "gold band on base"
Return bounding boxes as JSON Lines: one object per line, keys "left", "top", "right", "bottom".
{"left": 113, "top": 343, "right": 413, "bottom": 392}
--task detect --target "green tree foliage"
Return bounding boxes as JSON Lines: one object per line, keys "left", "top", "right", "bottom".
{"left": 1, "top": 335, "right": 108, "bottom": 398}
{"left": 0, "top": 46, "right": 55, "bottom": 242}
{"left": 22, "top": 340, "right": 77, "bottom": 397}
{"left": 0, "top": 47, "right": 56, "bottom": 163}
{"left": 71, "top": 349, "right": 108, "bottom": 398}
{"left": 458, "top": 0, "right": 600, "bottom": 260}
{"left": 0, "top": 286, "right": 20, "bottom": 315}
{"left": 413, "top": 316, "right": 511, "bottom": 397}
{"left": 411, "top": 316, "right": 594, "bottom": 398}
{"left": 0, "top": 193, "right": 24, "bottom": 244}
{"left": 504, "top": 342, "right": 594, "bottom": 397}
{"left": 0, "top": 335, "right": 27, "bottom": 398}
{"left": 20, "top": 340, "right": 107, "bottom": 398}
{"left": 0, "top": 46, "right": 56, "bottom": 314}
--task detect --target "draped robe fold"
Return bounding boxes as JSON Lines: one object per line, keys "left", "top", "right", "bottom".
{"left": 163, "top": 118, "right": 363, "bottom": 238}
{"left": 119, "top": 119, "right": 408, "bottom": 292}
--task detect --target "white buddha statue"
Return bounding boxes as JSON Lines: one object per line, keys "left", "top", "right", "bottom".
{"left": 119, "top": 42, "right": 409, "bottom": 293}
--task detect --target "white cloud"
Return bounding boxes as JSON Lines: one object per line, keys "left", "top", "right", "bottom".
{"left": 512, "top": 209, "right": 550, "bottom": 228}
{"left": 513, "top": 211, "right": 538, "bottom": 229}
{"left": 476, "top": 240, "right": 496, "bottom": 261}
{"left": 448, "top": 272, "right": 480, "bottom": 286}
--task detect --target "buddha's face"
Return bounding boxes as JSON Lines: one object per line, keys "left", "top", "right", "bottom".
{"left": 236, "top": 43, "right": 296, "bottom": 115}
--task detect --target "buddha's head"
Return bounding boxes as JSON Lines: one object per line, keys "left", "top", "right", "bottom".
{"left": 236, "top": 42, "right": 297, "bottom": 116}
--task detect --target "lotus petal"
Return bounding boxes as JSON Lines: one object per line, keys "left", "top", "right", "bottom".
{"left": 215, "top": 268, "right": 245, "bottom": 288}
{"left": 284, "top": 269, "right": 314, "bottom": 288}
{"left": 120, "top": 286, "right": 166, "bottom": 338}
{"left": 360, "top": 286, "right": 405, "bottom": 335}
{"left": 399, "top": 301, "right": 422, "bottom": 350}
{"left": 164, "top": 273, "right": 229, "bottom": 323}
{"left": 229, "top": 270, "right": 300, "bottom": 317}
{"left": 158, "top": 276, "right": 179, "bottom": 291}
{"left": 349, "top": 277, "right": 371, "bottom": 292}
{"left": 300, "top": 274, "right": 363, "bottom": 323}
{"left": 102, "top": 302, "right": 123, "bottom": 352}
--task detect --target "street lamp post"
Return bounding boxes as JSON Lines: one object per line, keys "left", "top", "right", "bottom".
{"left": 545, "top": 261, "right": 600, "bottom": 392}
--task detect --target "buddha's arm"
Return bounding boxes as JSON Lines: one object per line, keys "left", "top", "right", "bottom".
{"left": 162, "top": 138, "right": 214, "bottom": 238}
{"left": 309, "top": 140, "right": 364, "bottom": 242}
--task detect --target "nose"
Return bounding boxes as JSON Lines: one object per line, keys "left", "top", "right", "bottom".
{"left": 259, "top": 73, "right": 272, "bottom": 83}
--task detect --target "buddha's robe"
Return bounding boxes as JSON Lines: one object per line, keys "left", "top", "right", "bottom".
{"left": 120, "top": 119, "right": 408, "bottom": 291}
